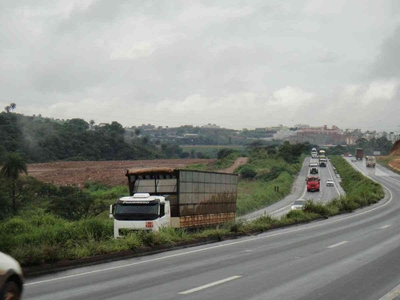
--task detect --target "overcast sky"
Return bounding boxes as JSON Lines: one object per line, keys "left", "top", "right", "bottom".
{"left": 1, "top": 0, "right": 400, "bottom": 131}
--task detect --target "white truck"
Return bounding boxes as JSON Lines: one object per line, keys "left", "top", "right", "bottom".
{"left": 319, "top": 157, "right": 327, "bottom": 167}
{"left": 366, "top": 156, "right": 376, "bottom": 168}
{"left": 110, "top": 168, "right": 238, "bottom": 238}
{"left": 311, "top": 148, "right": 318, "bottom": 158}
{"left": 309, "top": 158, "right": 319, "bottom": 168}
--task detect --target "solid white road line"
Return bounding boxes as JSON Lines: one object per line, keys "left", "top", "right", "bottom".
{"left": 379, "top": 282, "right": 400, "bottom": 300}
{"left": 327, "top": 241, "right": 348, "bottom": 249}
{"left": 178, "top": 276, "right": 241, "bottom": 295}
{"left": 380, "top": 225, "right": 391, "bottom": 229}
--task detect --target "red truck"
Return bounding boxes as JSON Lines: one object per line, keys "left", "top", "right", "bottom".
{"left": 306, "top": 176, "right": 320, "bottom": 192}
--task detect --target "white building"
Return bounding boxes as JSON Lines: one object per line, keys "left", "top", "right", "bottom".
{"left": 273, "top": 130, "right": 297, "bottom": 140}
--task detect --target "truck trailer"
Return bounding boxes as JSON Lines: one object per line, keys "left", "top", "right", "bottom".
{"left": 355, "top": 148, "right": 364, "bottom": 161}
{"left": 110, "top": 168, "right": 238, "bottom": 237}
{"left": 309, "top": 158, "right": 319, "bottom": 168}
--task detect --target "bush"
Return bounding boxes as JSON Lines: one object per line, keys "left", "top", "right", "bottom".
{"left": 284, "top": 210, "right": 318, "bottom": 222}
{"left": 255, "top": 166, "right": 286, "bottom": 182}
{"left": 217, "top": 148, "right": 236, "bottom": 159}
{"left": 303, "top": 201, "right": 333, "bottom": 218}
{"left": 240, "top": 166, "right": 257, "bottom": 179}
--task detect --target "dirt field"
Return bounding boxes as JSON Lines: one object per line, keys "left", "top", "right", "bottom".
{"left": 389, "top": 158, "right": 400, "bottom": 171}
{"left": 219, "top": 157, "right": 249, "bottom": 173}
{"left": 27, "top": 159, "right": 216, "bottom": 187}
{"left": 388, "top": 140, "right": 400, "bottom": 171}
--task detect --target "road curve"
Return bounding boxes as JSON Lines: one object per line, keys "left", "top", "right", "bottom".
{"left": 242, "top": 157, "right": 344, "bottom": 220}
{"left": 23, "top": 158, "right": 400, "bottom": 300}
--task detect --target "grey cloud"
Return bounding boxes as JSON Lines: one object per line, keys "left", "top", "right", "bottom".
{"left": 56, "top": 0, "right": 130, "bottom": 34}
{"left": 28, "top": 38, "right": 111, "bottom": 93}
{"left": 1, "top": 0, "right": 400, "bottom": 130}
{"left": 370, "top": 24, "right": 400, "bottom": 79}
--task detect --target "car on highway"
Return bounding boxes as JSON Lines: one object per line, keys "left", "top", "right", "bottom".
{"left": 351, "top": 159, "right": 357, "bottom": 162}
{"left": 291, "top": 199, "right": 307, "bottom": 210}
{"left": 326, "top": 179, "right": 335, "bottom": 187}
{"left": 0, "top": 252, "right": 23, "bottom": 300}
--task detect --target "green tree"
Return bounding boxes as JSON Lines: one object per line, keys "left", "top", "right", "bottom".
{"left": 0, "top": 152, "right": 28, "bottom": 214}
{"left": 240, "top": 166, "right": 257, "bottom": 179}
{"left": 48, "top": 185, "right": 106, "bottom": 220}
{"left": 356, "top": 138, "right": 368, "bottom": 148}
{"left": 278, "top": 141, "right": 298, "bottom": 163}
{"left": 10, "top": 103, "right": 16, "bottom": 112}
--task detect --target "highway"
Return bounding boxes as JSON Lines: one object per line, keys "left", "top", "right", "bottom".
{"left": 23, "top": 158, "right": 400, "bottom": 300}
{"left": 243, "top": 157, "right": 344, "bottom": 220}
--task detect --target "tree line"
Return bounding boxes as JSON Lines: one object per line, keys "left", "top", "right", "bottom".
{"left": 0, "top": 112, "right": 188, "bottom": 163}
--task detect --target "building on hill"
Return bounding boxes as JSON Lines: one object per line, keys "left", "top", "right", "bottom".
{"left": 202, "top": 123, "right": 220, "bottom": 129}
{"left": 288, "top": 125, "right": 345, "bottom": 145}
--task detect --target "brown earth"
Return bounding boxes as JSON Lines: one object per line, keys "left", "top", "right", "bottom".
{"left": 388, "top": 157, "right": 400, "bottom": 171}
{"left": 218, "top": 157, "right": 249, "bottom": 173}
{"left": 390, "top": 140, "right": 400, "bottom": 156}
{"left": 27, "top": 159, "right": 216, "bottom": 187}
{"left": 384, "top": 140, "right": 400, "bottom": 171}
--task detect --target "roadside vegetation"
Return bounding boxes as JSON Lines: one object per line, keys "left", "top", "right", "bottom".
{"left": 0, "top": 150, "right": 385, "bottom": 269}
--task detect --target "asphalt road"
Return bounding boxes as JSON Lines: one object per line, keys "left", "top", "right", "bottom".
{"left": 242, "top": 157, "right": 344, "bottom": 220}
{"left": 23, "top": 158, "right": 400, "bottom": 300}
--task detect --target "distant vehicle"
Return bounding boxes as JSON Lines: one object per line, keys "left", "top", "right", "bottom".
{"left": 291, "top": 199, "right": 307, "bottom": 210}
{"left": 0, "top": 252, "right": 23, "bottom": 300}
{"left": 355, "top": 148, "right": 364, "bottom": 161}
{"left": 348, "top": 154, "right": 353, "bottom": 157}
{"left": 306, "top": 176, "right": 320, "bottom": 192}
{"left": 366, "top": 156, "right": 376, "bottom": 168}
{"left": 310, "top": 167, "right": 319, "bottom": 174}
{"left": 326, "top": 179, "right": 334, "bottom": 187}
{"left": 110, "top": 168, "right": 238, "bottom": 237}
{"left": 319, "top": 157, "right": 327, "bottom": 167}
{"left": 319, "top": 150, "right": 326, "bottom": 157}
{"left": 311, "top": 148, "right": 318, "bottom": 158}
{"left": 309, "top": 158, "right": 319, "bottom": 168}
{"left": 351, "top": 159, "right": 357, "bottom": 162}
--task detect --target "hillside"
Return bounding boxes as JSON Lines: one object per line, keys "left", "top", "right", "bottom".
{"left": 390, "top": 140, "right": 400, "bottom": 156}
{"left": 387, "top": 140, "right": 400, "bottom": 171}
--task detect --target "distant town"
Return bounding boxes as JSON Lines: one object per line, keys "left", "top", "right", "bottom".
{"left": 111, "top": 123, "right": 400, "bottom": 147}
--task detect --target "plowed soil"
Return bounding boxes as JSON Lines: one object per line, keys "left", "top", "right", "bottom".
{"left": 27, "top": 159, "right": 216, "bottom": 187}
